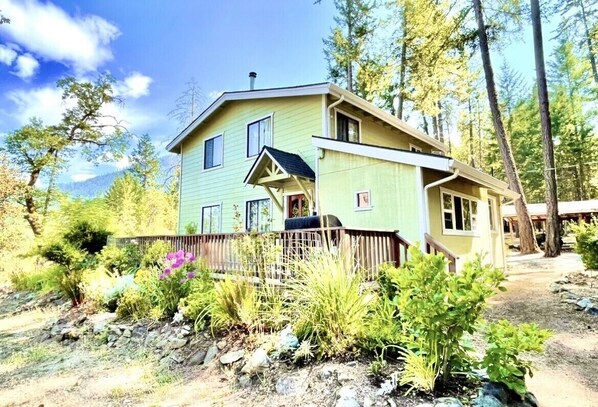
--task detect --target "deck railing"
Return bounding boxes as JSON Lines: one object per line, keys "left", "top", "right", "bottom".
{"left": 114, "top": 227, "right": 411, "bottom": 282}
{"left": 424, "top": 233, "right": 458, "bottom": 273}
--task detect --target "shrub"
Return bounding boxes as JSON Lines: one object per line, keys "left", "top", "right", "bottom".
{"left": 101, "top": 274, "right": 136, "bottom": 311}
{"left": 362, "top": 294, "right": 403, "bottom": 352}
{"left": 116, "top": 286, "right": 153, "bottom": 320}
{"left": 385, "top": 246, "right": 506, "bottom": 386}
{"left": 289, "top": 249, "right": 374, "bottom": 358}
{"left": 63, "top": 220, "right": 111, "bottom": 254}
{"left": 184, "top": 222, "right": 198, "bottom": 234}
{"left": 572, "top": 219, "right": 598, "bottom": 269}
{"left": 141, "top": 240, "right": 173, "bottom": 269}
{"left": 481, "top": 320, "right": 552, "bottom": 396}
{"left": 157, "top": 250, "right": 199, "bottom": 316}
{"left": 179, "top": 265, "right": 214, "bottom": 330}
{"left": 210, "top": 277, "right": 261, "bottom": 331}
{"left": 234, "top": 231, "right": 281, "bottom": 280}
{"left": 40, "top": 241, "right": 84, "bottom": 269}
{"left": 99, "top": 244, "right": 141, "bottom": 276}
{"left": 47, "top": 264, "right": 86, "bottom": 306}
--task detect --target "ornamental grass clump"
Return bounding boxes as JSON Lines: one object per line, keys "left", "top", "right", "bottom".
{"left": 289, "top": 249, "right": 374, "bottom": 358}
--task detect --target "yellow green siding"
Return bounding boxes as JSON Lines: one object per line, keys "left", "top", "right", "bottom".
{"left": 424, "top": 170, "right": 506, "bottom": 268}
{"left": 325, "top": 98, "right": 437, "bottom": 153}
{"left": 318, "top": 150, "right": 421, "bottom": 243}
{"left": 179, "top": 95, "right": 322, "bottom": 233}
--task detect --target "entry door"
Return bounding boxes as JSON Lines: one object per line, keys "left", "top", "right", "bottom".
{"left": 287, "top": 194, "right": 310, "bottom": 218}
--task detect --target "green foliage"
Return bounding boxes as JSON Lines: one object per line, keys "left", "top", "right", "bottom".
{"left": 116, "top": 286, "right": 153, "bottom": 320}
{"left": 289, "top": 249, "right": 373, "bottom": 358}
{"left": 210, "top": 277, "right": 261, "bottom": 331}
{"left": 99, "top": 244, "right": 141, "bottom": 276}
{"left": 362, "top": 294, "right": 403, "bottom": 352}
{"left": 481, "top": 320, "right": 552, "bottom": 396}
{"left": 572, "top": 219, "right": 598, "bottom": 269}
{"left": 9, "top": 266, "right": 61, "bottom": 293}
{"left": 398, "top": 347, "right": 440, "bottom": 395}
{"left": 234, "top": 231, "right": 281, "bottom": 280}
{"left": 40, "top": 241, "right": 84, "bottom": 269}
{"left": 47, "top": 264, "right": 86, "bottom": 306}
{"left": 184, "top": 222, "right": 198, "bottom": 235}
{"left": 141, "top": 240, "right": 172, "bottom": 269}
{"left": 63, "top": 220, "right": 111, "bottom": 255}
{"left": 179, "top": 271, "right": 215, "bottom": 330}
{"left": 157, "top": 251, "right": 199, "bottom": 316}
{"left": 129, "top": 133, "right": 160, "bottom": 189}
{"left": 384, "top": 246, "right": 506, "bottom": 386}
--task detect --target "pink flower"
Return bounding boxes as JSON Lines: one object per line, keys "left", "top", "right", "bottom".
{"left": 176, "top": 249, "right": 185, "bottom": 258}
{"left": 164, "top": 268, "right": 171, "bottom": 275}
{"left": 172, "top": 259, "right": 184, "bottom": 269}
{"left": 158, "top": 274, "right": 165, "bottom": 280}
{"left": 186, "top": 272, "right": 195, "bottom": 279}
{"left": 166, "top": 252, "right": 176, "bottom": 260}
{"left": 185, "top": 252, "right": 196, "bottom": 262}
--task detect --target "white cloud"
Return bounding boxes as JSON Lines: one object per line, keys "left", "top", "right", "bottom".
{"left": 71, "top": 173, "right": 96, "bottom": 182}
{"left": 0, "top": 0, "right": 120, "bottom": 73}
{"left": 116, "top": 72, "right": 153, "bottom": 98}
{"left": 7, "top": 86, "right": 64, "bottom": 124}
{"left": 0, "top": 44, "right": 17, "bottom": 65}
{"left": 12, "top": 53, "right": 39, "bottom": 79}
{"left": 114, "top": 155, "right": 130, "bottom": 170}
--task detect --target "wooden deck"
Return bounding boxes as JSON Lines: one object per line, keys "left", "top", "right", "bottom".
{"left": 114, "top": 227, "right": 411, "bottom": 282}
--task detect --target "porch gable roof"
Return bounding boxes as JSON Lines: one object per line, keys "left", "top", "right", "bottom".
{"left": 244, "top": 146, "right": 315, "bottom": 186}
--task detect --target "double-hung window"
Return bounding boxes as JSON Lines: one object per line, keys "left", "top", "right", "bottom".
{"left": 247, "top": 116, "right": 272, "bottom": 157}
{"left": 488, "top": 197, "right": 498, "bottom": 232}
{"left": 201, "top": 204, "right": 221, "bottom": 234}
{"left": 441, "top": 190, "right": 478, "bottom": 234}
{"left": 246, "top": 198, "right": 271, "bottom": 232}
{"left": 336, "top": 111, "right": 360, "bottom": 142}
{"left": 204, "top": 134, "right": 223, "bottom": 170}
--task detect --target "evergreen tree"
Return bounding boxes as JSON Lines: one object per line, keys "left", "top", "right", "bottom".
{"left": 129, "top": 134, "right": 160, "bottom": 190}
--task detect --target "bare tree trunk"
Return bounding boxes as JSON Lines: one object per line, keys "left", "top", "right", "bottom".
{"left": 25, "top": 170, "right": 43, "bottom": 236}
{"left": 437, "top": 101, "right": 445, "bottom": 143}
{"left": 468, "top": 98, "right": 475, "bottom": 167}
{"left": 397, "top": 11, "right": 408, "bottom": 119}
{"left": 580, "top": 0, "right": 598, "bottom": 85}
{"left": 347, "top": 9, "right": 354, "bottom": 93}
{"left": 422, "top": 114, "right": 430, "bottom": 135}
{"left": 531, "top": 0, "right": 560, "bottom": 257}
{"left": 432, "top": 115, "right": 439, "bottom": 140}
{"left": 472, "top": 0, "right": 539, "bottom": 254}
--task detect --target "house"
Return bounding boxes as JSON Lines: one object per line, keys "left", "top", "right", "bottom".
{"left": 166, "top": 79, "right": 517, "bottom": 270}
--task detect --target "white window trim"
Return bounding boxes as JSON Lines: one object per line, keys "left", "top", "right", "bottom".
{"left": 203, "top": 133, "right": 224, "bottom": 172}
{"left": 439, "top": 187, "right": 481, "bottom": 237}
{"left": 200, "top": 202, "right": 223, "bottom": 234}
{"left": 246, "top": 113, "right": 274, "bottom": 159}
{"left": 431, "top": 150, "right": 445, "bottom": 156}
{"left": 244, "top": 197, "right": 273, "bottom": 232}
{"left": 354, "top": 190, "right": 373, "bottom": 211}
{"left": 409, "top": 144, "right": 422, "bottom": 153}
{"left": 488, "top": 195, "right": 499, "bottom": 234}
{"left": 334, "top": 108, "right": 362, "bottom": 143}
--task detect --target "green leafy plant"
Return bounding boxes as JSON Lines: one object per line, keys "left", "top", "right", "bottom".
{"left": 362, "top": 293, "right": 403, "bottom": 352}
{"left": 481, "top": 320, "right": 552, "bottom": 396}
{"left": 179, "top": 263, "right": 215, "bottom": 330}
{"left": 572, "top": 218, "right": 598, "bottom": 269}
{"left": 289, "top": 249, "right": 374, "bottom": 358}
{"left": 140, "top": 240, "right": 172, "bottom": 269}
{"left": 184, "top": 222, "right": 198, "bottom": 235}
{"left": 398, "top": 347, "right": 440, "bottom": 395}
{"left": 385, "top": 246, "right": 506, "bottom": 387}
{"left": 63, "top": 220, "right": 111, "bottom": 255}
{"left": 99, "top": 244, "right": 141, "bottom": 276}
{"left": 157, "top": 250, "right": 199, "bottom": 316}
{"left": 210, "top": 277, "right": 261, "bottom": 331}
{"left": 116, "top": 286, "right": 153, "bottom": 320}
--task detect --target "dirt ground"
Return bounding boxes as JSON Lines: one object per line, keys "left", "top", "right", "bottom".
{"left": 0, "top": 252, "right": 597, "bottom": 407}
{"left": 486, "top": 252, "right": 598, "bottom": 407}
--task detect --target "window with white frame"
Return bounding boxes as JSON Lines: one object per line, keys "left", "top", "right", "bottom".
{"left": 247, "top": 116, "right": 272, "bottom": 157}
{"left": 201, "top": 204, "right": 221, "bottom": 234}
{"left": 336, "top": 111, "right": 360, "bottom": 142}
{"left": 204, "top": 134, "right": 223, "bottom": 169}
{"left": 246, "top": 198, "right": 271, "bottom": 232}
{"left": 441, "top": 190, "right": 479, "bottom": 234}
{"left": 355, "top": 190, "right": 371, "bottom": 210}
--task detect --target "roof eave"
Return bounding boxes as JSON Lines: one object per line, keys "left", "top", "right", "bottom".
{"left": 450, "top": 160, "right": 520, "bottom": 200}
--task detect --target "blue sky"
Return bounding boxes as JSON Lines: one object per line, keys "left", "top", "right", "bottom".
{"left": 0, "top": 0, "right": 545, "bottom": 183}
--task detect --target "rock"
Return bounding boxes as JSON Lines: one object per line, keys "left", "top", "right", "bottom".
{"left": 144, "top": 331, "right": 159, "bottom": 347}
{"left": 50, "top": 324, "right": 63, "bottom": 337}
{"left": 548, "top": 282, "right": 564, "bottom": 293}
{"left": 319, "top": 365, "right": 335, "bottom": 380}
{"left": 216, "top": 340, "right": 227, "bottom": 350}
{"left": 577, "top": 298, "right": 594, "bottom": 310}
{"left": 472, "top": 368, "right": 490, "bottom": 381}
{"left": 363, "top": 396, "right": 373, "bottom": 407}
{"left": 184, "top": 349, "right": 205, "bottom": 366}
{"left": 169, "top": 350, "right": 184, "bottom": 364}
{"left": 123, "top": 329, "right": 132, "bottom": 338}
{"left": 115, "top": 336, "right": 130, "bottom": 347}
{"left": 278, "top": 325, "right": 299, "bottom": 350}
{"left": 376, "top": 375, "right": 397, "bottom": 396}
{"left": 587, "top": 307, "right": 598, "bottom": 315}
{"left": 337, "top": 370, "right": 353, "bottom": 383}
{"left": 203, "top": 344, "right": 218, "bottom": 365}
{"left": 241, "top": 348, "right": 271, "bottom": 375}
{"left": 172, "top": 311, "right": 185, "bottom": 324}
{"left": 474, "top": 382, "right": 538, "bottom": 407}
{"left": 238, "top": 374, "right": 252, "bottom": 388}
{"left": 167, "top": 337, "right": 188, "bottom": 350}
{"left": 473, "top": 396, "right": 503, "bottom": 407}
{"left": 434, "top": 397, "right": 464, "bottom": 407}
{"left": 275, "top": 375, "right": 307, "bottom": 396}
{"left": 220, "top": 349, "right": 244, "bottom": 365}
{"left": 76, "top": 314, "right": 87, "bottom": 325}
{"left": 415, "top": 404, "right": 434, "bottom": 407}
{"left": 109, "top": 325, "right": 123, "bottom": 336}
{"left": 560, "top": 290, "right": 578, "bottom": 300}
{"left": 335, "top": 385, "right": 360, "bottom": 407}
{"left": 131, "top": 326, "right": 146, "bottom": 343}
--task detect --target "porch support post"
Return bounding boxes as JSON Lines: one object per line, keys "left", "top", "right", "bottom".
{"left": 263, "top": 186, "right": 283, "bottom": 212}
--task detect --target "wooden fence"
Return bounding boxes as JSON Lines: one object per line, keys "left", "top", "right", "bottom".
{"left": 424, "top": 233, "right": 458, "bottom": 273}
{"left": 113, "top": 227, "right": 411, "bottom": 282}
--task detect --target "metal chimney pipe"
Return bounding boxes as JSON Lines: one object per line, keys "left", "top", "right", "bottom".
{"left": 249, "top": 72, "right": 257, "bottom": 90}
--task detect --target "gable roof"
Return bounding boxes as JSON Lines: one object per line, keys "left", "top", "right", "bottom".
{"left": 166, "top": 82, "right": 448, "bottom": 153}
{"left": 244, "top": 146, "right": 315, "bottom": 185}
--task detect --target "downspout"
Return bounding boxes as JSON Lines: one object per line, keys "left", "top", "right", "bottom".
{"left": 423, "top": 168, "right": 460, "bottom": 237}
{"left": 315, "top": 94, "right": 345, "bottom": 216}
{"left": 177, "top": 143, "right": 183, "bottom": 234}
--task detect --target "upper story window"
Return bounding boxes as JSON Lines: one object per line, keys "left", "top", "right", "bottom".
{"left": 204, "top": 134, "right": 223, "bottom": 170}
{"left": 336, "top": 111, "right": 360, "bottom": 143}
{"left": 247, "top": 115, "right": 272, "bottom": 157}
{"left": 441, "top": 189, "right": 479, "bottom": 235}
{"left": 488, "top": 196, "right": 498, "bottom": 232}
{"left": 410, "top": 144, "right": 422, "bottom": 153}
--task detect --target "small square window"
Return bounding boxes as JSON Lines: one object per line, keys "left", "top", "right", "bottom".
{"left": 355, "top": 191, "right": 371, "bottom": 210}
{"left": 337, "top": 112, "right": 360, "bottom": 142}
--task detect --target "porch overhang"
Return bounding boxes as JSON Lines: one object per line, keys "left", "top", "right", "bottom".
{"left": 244, "top": 146, "right": 315, "bottom": 212}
